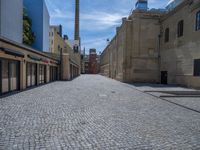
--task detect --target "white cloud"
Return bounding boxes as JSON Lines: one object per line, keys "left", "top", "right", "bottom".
{"left": 80, "top": 11, "right": 126, "bottom": 31}
{"left": 82, "top": 11, "right": 125, "bottom": 26}
{"left": 49, "top": 8, "right": 126, "bottom": 31}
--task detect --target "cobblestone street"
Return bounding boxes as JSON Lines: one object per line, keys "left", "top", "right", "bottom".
{"left": 0, "top": 75, "right": 200, "bottom": 149}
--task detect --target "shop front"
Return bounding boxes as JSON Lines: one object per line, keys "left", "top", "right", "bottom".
{"left": 26, "top": 62, "right": 37, "bottom": 88}
{"left": 50, "top": 66, "right": 58, "bottom": 82}
{"left": 0, "top": 58, "right": 20, "bottom": 95}
{"left": 39, "top": 64, "right": 46, "bottom": 85}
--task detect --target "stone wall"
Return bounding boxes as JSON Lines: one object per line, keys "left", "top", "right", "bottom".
{"left": 160, "top": 0, "right": 200, "bottom": 88}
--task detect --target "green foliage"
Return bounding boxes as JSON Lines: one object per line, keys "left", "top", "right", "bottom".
{"left": 23, "top": 8, "right": 35, "bottom": 45}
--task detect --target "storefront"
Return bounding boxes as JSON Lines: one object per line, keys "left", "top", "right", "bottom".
{"left": 26, "top": 62, "right": 37, "bottom": 88}
{"left": 0, "top": 37, "right": 60, "bottom": 96}
{"left": 0, "top": 58, "right": 20, "bottom": 95}
{"left": 39, "top": 64, "right": 46, "bottom": 85}
{"left": 50, "top": 66, "right": 58, "bottom": 82}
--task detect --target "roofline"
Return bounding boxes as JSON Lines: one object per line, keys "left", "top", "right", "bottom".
{"left": 161, "top": 0, "right": 189, "bottom": 21}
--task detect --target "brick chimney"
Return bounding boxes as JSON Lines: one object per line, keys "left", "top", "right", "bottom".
{"left": 74, "top": 0, "right": 80, "bottom": 40}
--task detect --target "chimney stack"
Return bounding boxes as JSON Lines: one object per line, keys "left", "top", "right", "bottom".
{"left": 74, "top": 0, "right": 80, "bottom": 41}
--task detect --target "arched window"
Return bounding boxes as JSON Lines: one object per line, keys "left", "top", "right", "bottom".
{"left": 177, "top": 20, "right": 184, "bottom": 37}
{"left": 165, "top": 28, "right": 169, "bottom": 43}
{"left": 196, "top": 11, "right": 200, "bottom": 31}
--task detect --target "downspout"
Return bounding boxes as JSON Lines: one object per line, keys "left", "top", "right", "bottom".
{"left": 0, "top": 0, "right": 1, "bottom": 35}
{"left": 158, "top": 20, "right": 162, "bottom": 84}
{"left": 60, "top": 48, "right": 63, "bottom": 80}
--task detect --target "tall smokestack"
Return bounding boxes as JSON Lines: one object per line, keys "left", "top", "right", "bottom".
{"left": 74, "top": 0, "right": 80, "bottom": 40}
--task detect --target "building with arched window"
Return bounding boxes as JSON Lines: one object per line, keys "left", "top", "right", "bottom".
{"left": 100, "top": 0, "right": 200, "bottom": 88}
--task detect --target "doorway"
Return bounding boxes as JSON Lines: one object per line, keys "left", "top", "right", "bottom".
{"left": 26, "top": 63, "right": 37, "bottom": 88}
{"left": 161, "top": 71, "right": 168, "bottom": 84}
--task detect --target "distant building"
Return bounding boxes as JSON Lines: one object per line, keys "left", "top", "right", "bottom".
{"left": 89, "top": 49, "right": 98, "bottom": 74}
{"left": 50, "top": 25, "right": 62, "bottom": 37}
{"left": 0, "top": 0, "right": 23, "bottom": 43}
{"left": 65, "top": 40, "right": 80, "bottom": 53}
{"left": 49, "top": 25, "right": 65, "bottom": 54}
{"left": 84, "top": 55, "right": 90, "bottom": 74}
{"left": 81, "top": 49, "right": 100, "bottom": 74}
{"left": 24, "top": 0, "right": 50, "bottom": 52}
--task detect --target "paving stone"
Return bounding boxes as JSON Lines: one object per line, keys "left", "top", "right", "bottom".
{"left": 0, "top": 75, "right": 200, "bottom": 149}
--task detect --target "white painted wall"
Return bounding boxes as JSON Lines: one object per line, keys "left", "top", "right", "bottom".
{"left": 0, "top": 0, "right": 23, "bottom": 43}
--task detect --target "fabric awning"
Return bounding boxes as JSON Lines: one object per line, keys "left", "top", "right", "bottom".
{"left": 0, "top": 47, "right": 24, "bottom": 57}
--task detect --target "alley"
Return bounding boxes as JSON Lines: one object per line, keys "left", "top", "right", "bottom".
{"left": 0, "top": 75, "right": 200, "bottom": 149}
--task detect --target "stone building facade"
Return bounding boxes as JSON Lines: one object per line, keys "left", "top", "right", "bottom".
{"left": 89, "top": 49, "right": 98, "bottom": 74}
{"left": 100, "top": 0, "right": 200, "bottom": 88}
{"left": 49, "top": 26, "right": 81, "bottom": 80}
{"left": 160, "top": 0, "right": 200, "bottom": 88}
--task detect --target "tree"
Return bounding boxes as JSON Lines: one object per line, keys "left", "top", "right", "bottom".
{"left": 23, "top": 8, "right": 35, "bottom": 45}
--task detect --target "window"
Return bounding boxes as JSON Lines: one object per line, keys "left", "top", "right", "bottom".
{"left": 1, "top": 59, "right": 19, "bottom": 94}
{"left": 177, "top": 20, "right": 184, "bottom": 37}
{"left": 26, "top": 63, "right": 36, "bottom": 87}
{"left": 196, "top": 11, "right": 200, "bottom": 31}
{"left": 194, "top": 59, "right": 200, "bottom": 76}
{"left": 165, "top": 28, "right": 169, "bottom": 43}
{"left": 39, "top": 65, "right": 45, "bottom": 84}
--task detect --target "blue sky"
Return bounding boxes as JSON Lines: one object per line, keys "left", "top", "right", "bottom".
{"left": 46, "top": 0, "right": 170, "bottom": 54}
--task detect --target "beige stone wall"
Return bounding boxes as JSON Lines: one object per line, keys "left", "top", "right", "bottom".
{"left": 100, "top": 0, "right": 200, "bottom": 88}
{"left": 100, "top": 47, "right": 110, "bottom": 77}
{"left": 61, "top": 53, "right": 70, "bottom": 80}
{"left": 160, "top": 1, "right": 200, "bottom": 88}
{"left": 100, "top": 12, "right": 162, "bottom": 83}
{"left": 128, "top": 12, "right": 161, "bottom": 83}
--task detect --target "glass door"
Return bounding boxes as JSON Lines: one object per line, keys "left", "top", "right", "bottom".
{"left": 10, "top": 61, "right": 18, "bottom": 91}
{"left": 1, "top": 60, "right": 9, "bottom": 93}
{"left": 31, "top": 64, "right": 36, "bottom": 86}
{"left": 39, "top": 65, "right": 46, "bottom": 84}
{"left": 27, "top": 63, "right": 37, "bottom": 87}
{"left": 0, "top": 59, "right": 19, "bottom": 95}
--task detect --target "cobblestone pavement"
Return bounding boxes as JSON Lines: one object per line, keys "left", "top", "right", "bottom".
{"left": 0, "top": 75, "right": 200, "bottom": 150}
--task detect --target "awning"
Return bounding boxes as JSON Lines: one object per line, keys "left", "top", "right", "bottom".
{"left": 0, "top": 47, "right": 24, "bottom": 57}
{"left": 41, "top": 58, "right": 49, "bottom": 64}
{"left": 27, "top": 54, "right": 41, "bottom": 61}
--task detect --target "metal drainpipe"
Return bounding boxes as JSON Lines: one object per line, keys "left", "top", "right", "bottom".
{"left": 158, "top": 21, "right": 162, "bottom": 84}
{"left": 0, "top": 0, "right": 1, "bottom": 35}
{"left": 60, "top": 48, "right": 63, "bottom": 80}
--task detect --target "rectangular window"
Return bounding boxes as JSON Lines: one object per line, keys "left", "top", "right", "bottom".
{"left": 194, "top": 59, "right": 200, "bottom": 76}
{"left": 196, "top": 11, "right": 200, "bottom": 31}
{"left": 177, "top": 20, "right": 184, "bottom": 37}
